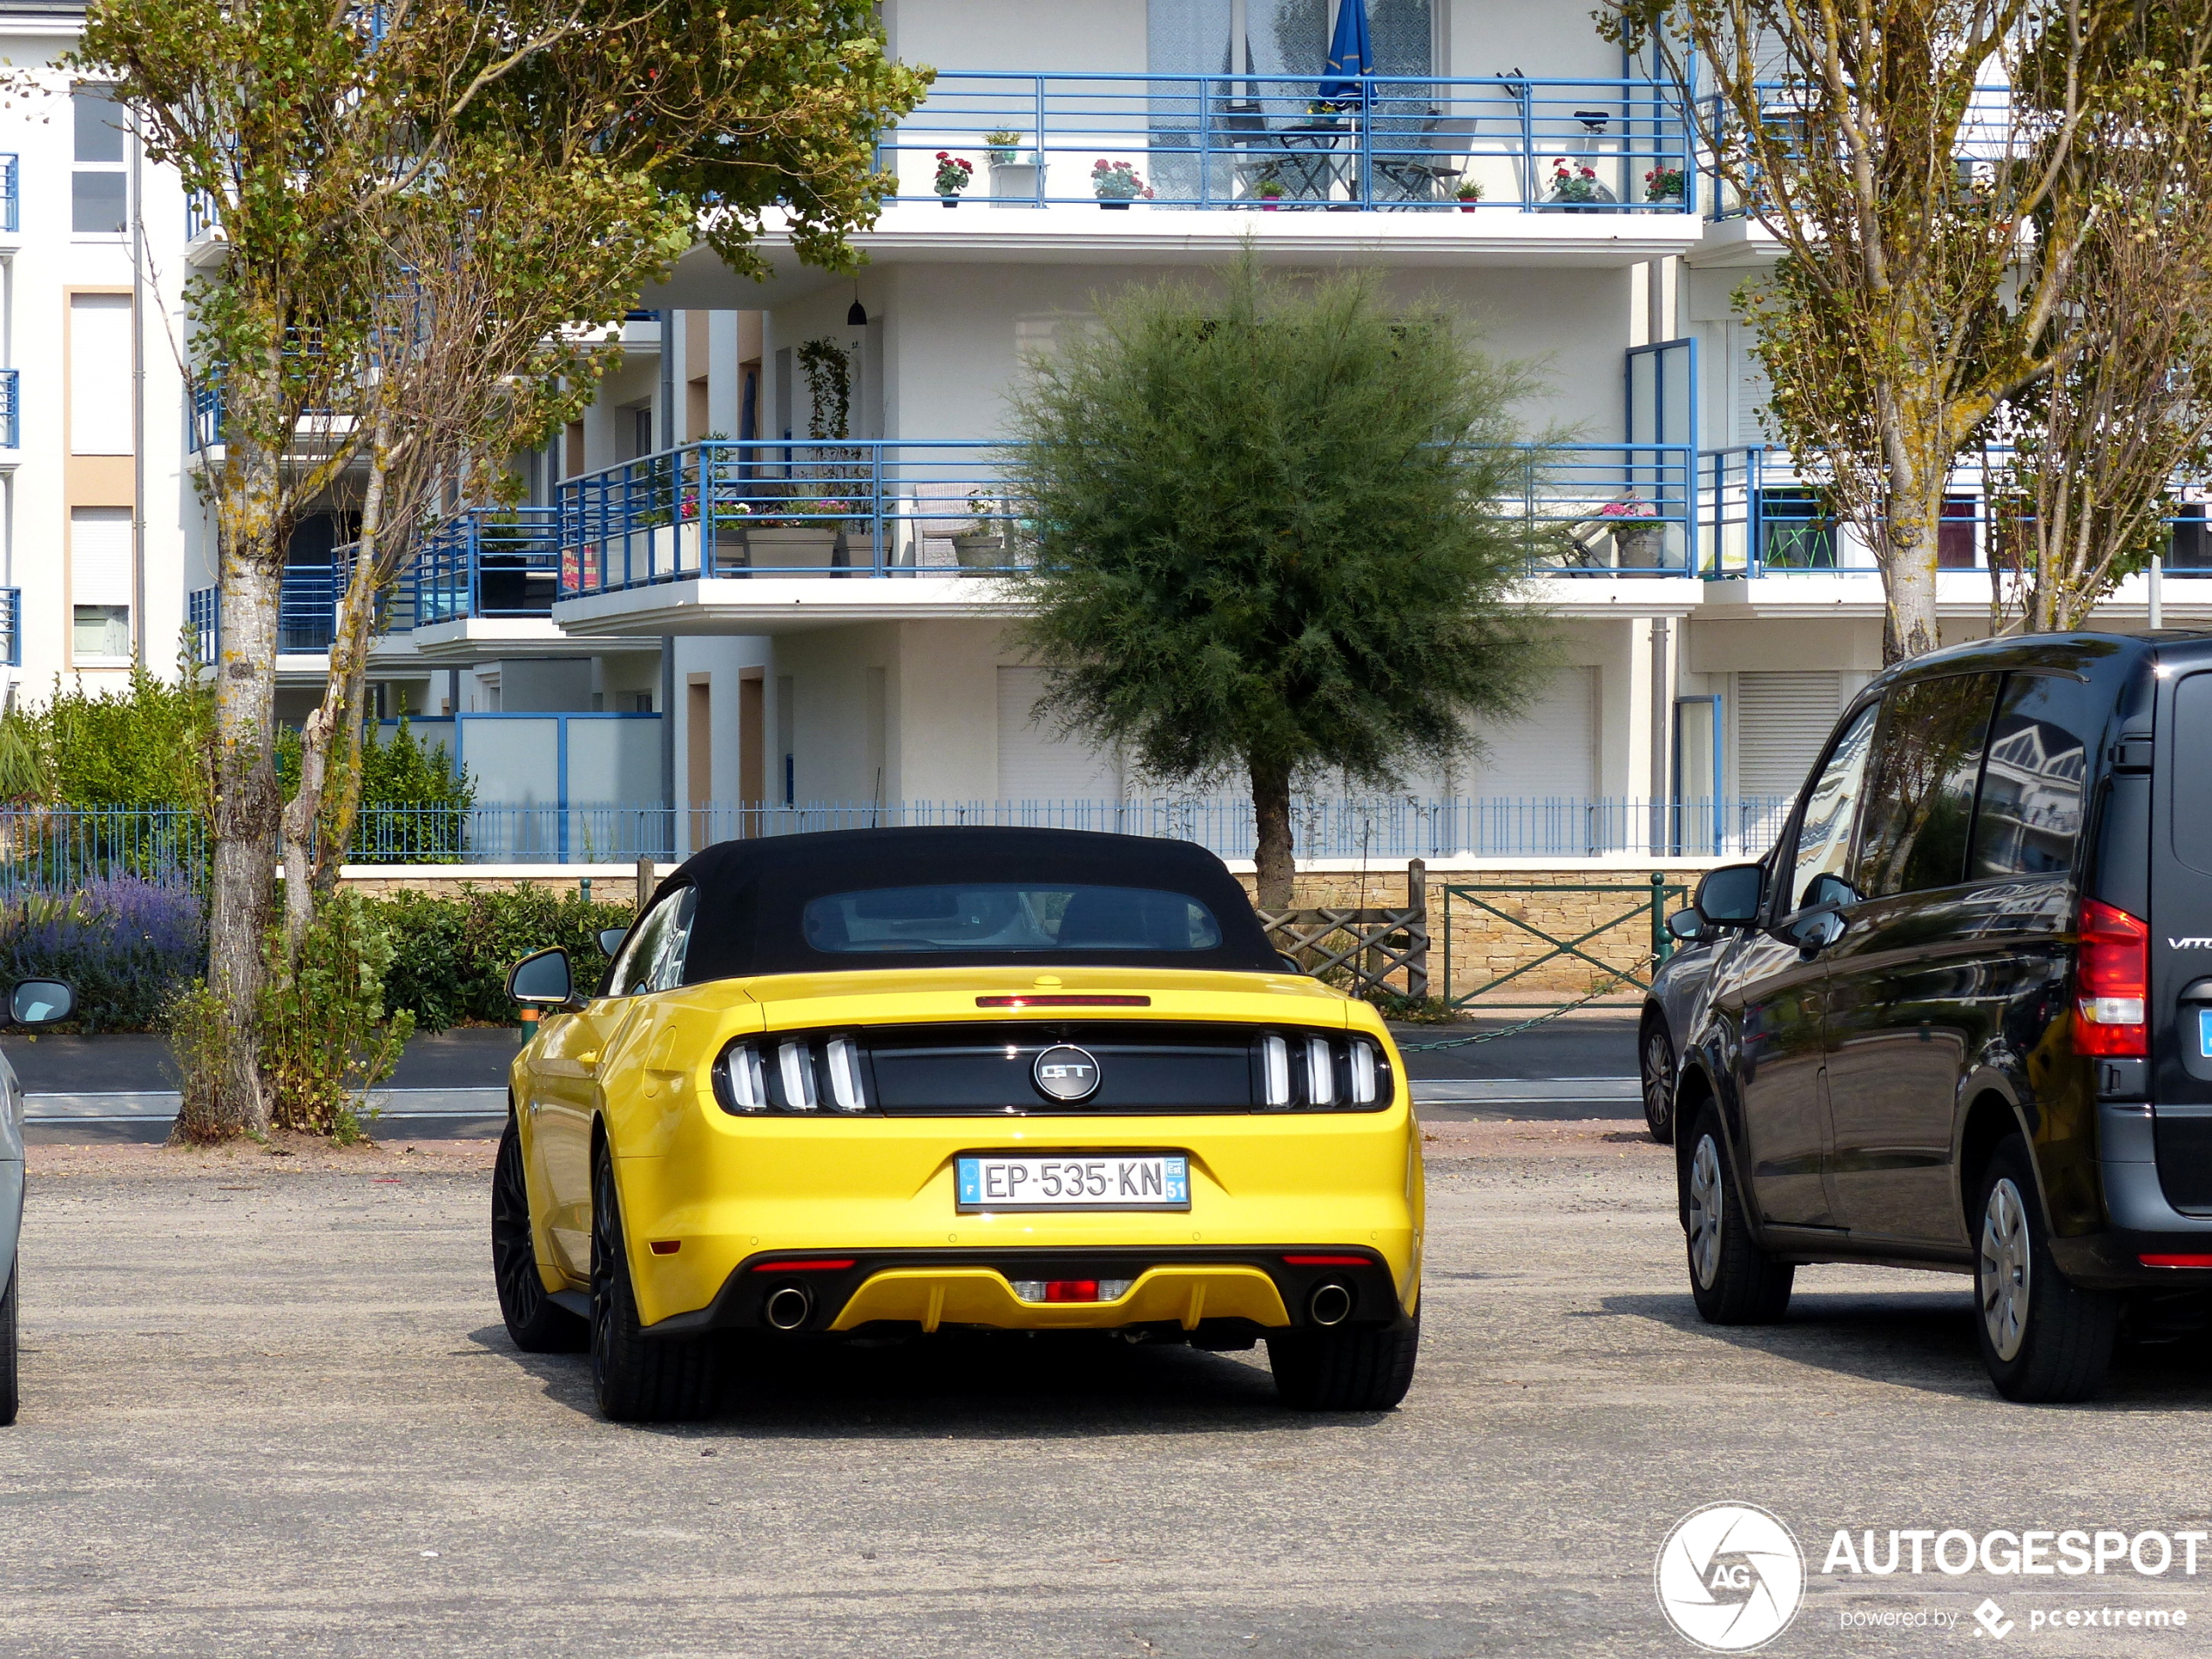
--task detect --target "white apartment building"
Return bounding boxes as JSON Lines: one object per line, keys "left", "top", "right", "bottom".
{"left": 3, "top": 1, "right": 2202, "bottom": 860}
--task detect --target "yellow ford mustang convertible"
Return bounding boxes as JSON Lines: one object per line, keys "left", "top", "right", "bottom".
{"left": 494, "top": 826, "right": 1423, "bottom": 1421}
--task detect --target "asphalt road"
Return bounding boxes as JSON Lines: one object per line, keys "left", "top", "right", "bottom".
{"left": 9, "top": 1129, "right": 2212, "bottom": 1656}
{"left": 8, "top": 1017, "right": 1647, "bottom": 1144}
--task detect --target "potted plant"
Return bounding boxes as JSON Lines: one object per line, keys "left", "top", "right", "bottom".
{"left": 983, "top": 130, "right": 1023, "bottom": 166}
{"left": 933, "top": 152, "right": 974, "bottom": 206}
{"left": 951, "top": 495, "right": 1015, "bottom": 571}
{"left": 1599, "top": 496, "right": 1666, "bottom": 568}
{"left": 1545, "top": 158, "right": 1616, "bottom": 211}
{"left": 1251, "top": 178, "right": 1286, "bottom": 210}
{"left": 746, "top": 499, "right": 852, "bottom": 570}
{"left": 1644, "top": 165, "right": 1685, "bottom": 204}
{"left": 1091, "top": 159, "right": 1152, "bottom": 208}
{"left": 1453, "top": 179, "right": 1483, "bottom": 212}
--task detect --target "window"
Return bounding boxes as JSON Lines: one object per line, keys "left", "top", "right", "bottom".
{"left": 609, "top": 888, "right": 697, "bottom": 995}
{"left": 804, "top": 885, "right": 1224, "bottom": 954}
{"left": 70, "top": 506, "right": 132, "bottom": 661}
{"left": 1785, "top": 703, "right": 1878, "bottom": 912}
{"left": 1972, "top": 673, "right": 2096, "bottom": 879}
{"left": 72, "top": 87, "right": 127, "bottom": 235}
{"left": 1852, "top": 673, "right": 2000, "bottom": 897}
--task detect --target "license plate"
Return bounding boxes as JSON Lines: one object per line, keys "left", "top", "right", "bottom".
{"left": 956, "top": 1154, "right": 1190, "bottom": 1213}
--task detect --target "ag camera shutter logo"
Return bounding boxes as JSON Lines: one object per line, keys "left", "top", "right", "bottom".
{"left": 1656, "top": 1503, "right": 1805, "bottom": 1651}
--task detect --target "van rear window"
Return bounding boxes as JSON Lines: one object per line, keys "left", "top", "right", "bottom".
{"left": 1971, "top": 674, "right": 2095, "bottom": 879}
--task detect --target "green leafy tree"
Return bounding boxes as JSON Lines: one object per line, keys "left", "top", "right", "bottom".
{"left": 1006, "top": 256, "right": 1554, "bottom": 910}
{"left": 65, "top": 0, "right": 930, "bottom": 1139}
{"left": 1603, "top": 0, "right": 2114, "bottom": 661}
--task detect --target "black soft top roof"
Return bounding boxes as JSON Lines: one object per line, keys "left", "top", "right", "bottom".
{"left": 658, "top": 826, "right": 1279, "bottom": 982}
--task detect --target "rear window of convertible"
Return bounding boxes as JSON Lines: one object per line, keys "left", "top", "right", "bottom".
{"left": 803, "top": 885, "right": 1224, "bottom": 954}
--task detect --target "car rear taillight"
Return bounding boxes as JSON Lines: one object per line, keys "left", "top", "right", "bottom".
{"left": 2075, "top": 899, "right": 2148, "bottom": 1058}
{"left": 715, "top": 1035, "right": 873, "bottom": 1116}
{"left": 1256, "top": 1033, "right": 1392, "bottom": 1110}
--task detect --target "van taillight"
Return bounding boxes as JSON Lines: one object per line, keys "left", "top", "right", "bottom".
{"left": 2075, "top": 899, "right": 2148, "bottom": 1057}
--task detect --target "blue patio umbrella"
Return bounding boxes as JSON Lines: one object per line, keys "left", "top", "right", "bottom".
{"left": 1317, "top": 0, "right": 1372, "bottom": 106}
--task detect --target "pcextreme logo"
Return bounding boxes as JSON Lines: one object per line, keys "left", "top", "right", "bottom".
{"left": 1656, "top": 1503, "right": 1806, "bottom": 1652}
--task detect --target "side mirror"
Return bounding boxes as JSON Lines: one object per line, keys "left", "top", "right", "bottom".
{"left": 1800, "top": 871, "right": 1862, "bottom": 912}
{"left": 598, "top": 927, "right": 630, "bottom": 958}
{"left": 507, "top": 948, "right": 577, "bottom": 1008}
{"left": 9, "top": 979, "right": 74, "bottom": 1026}
{"left": 1664, "top": 907, "right": 1705, "bottom": 942}
{"left": 1693, "top": 862, "right": 1766, "bottom": 927}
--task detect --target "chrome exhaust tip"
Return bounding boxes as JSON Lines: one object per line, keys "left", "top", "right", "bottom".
{"left": 1307, "top": 1282, "right": 1353, "bottom": 1327}
{"left": 764, "top": 1285, "right": 813, "bottom": 1331}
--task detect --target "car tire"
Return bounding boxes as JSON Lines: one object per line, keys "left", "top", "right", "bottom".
{"left": 0, "top": 1261, "right": 18, "bottom": 1427}
{"left": 1640, "top": 1016, "right": 1677, "bottom": 1144}
{"left": 492, "top": 1116, "right": 587, "bottom": 1354}
{"left": 1974, "top": 1135, "right": 2117, "bottom": 1404}
{"left": 590, "top": 1147, "right": 717, "bottom": 1423}
{"left": 1683, "top": 1106, "right": 1794, "bottom": 1324}
{"left": 1267, "top": 1311, "right": 1420, "bottom": 1411}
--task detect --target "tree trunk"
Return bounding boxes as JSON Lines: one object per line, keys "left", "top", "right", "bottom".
{"left": 179, "top": 456, "right": 285, "bottom": 1143}
{"left": 1250, "top": 757, "right": 1295, "bottom": 913}
{"left": 281, "top": 425, "right": 393, "bottom": 958}
{"left": 1878, "top": 468, "right": 1944, "bottom": 664}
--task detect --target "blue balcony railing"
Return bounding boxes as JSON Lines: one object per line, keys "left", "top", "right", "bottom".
{"left": 1699, "top": 445, "right": 2212, "bottom": 577}
{"left": 555, "top": 439, "right": 1701, "bottom": 597}
{"left": 0, "top": 368, "right": 18, "bottom": 450}
{"left": 279, "top": 563, "right": 341, "bottom": 651}
{"left": 0, "top": 155, "right": 17, "bottom": 235}
{"left": 1703, "top": 84, "right": 2020, "bottom": 222}
{"left": 880, "top": 73, "right": 1692, "bottom": 212}
{"left": 0, "top": 586, "right": 18, "bottom": 667}
{"left": 412, "top": 506, "right": 560, "bottom": 626}
{"left": 191, "top": 381, "right": 222, "bottom": 452}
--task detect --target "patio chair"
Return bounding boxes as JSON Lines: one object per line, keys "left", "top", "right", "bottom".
{"left": 1375, "top": 115, "right": 1477, "bottom": 204}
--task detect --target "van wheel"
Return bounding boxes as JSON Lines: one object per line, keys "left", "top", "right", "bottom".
{"left": 1640, "top": 1018, "right": 1677, "bottom": 1144}
{"left": 1267, "top": 1312, "right": 1420, "bottom": 1411}
{"left": 590, "top": 1149, "right": 717, "bottom": 1423}
{"left": 1683, "top": 1107, "right": 1793, "bottom": 1324}
{"left": 492, "top": 1116, "right": 587, "bottom": 1354}
{"left": 1975, "top": 1136, "right": 2116, "bottom": 1403}
{"left": 0, "top": 1262, "right": 19, "bottom": 1426}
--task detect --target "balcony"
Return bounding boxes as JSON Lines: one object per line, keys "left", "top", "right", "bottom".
{"left": 0, "top": 586, "right": 18, "bottom": 667}
{"left": 185, "top": 564, "right": 359, "bottom": 660}
{"left": 880, "top": 73, "right": 1692, "bottom": 214}
{"left": 550, "top": 438, "right": 1701, "bottom": 624}
{"left": 0, "top": 368, "right": 17, "bottom": 452}
{"left": 413, "top": 508, "right": 561, "bottom": 625}
{"left": 0, "top": 154, "right": 16, "bottom": 237}
{"left": 1701, "top": 84, "right": 2016, "bottom": 225}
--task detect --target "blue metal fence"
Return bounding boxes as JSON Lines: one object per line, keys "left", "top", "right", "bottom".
{"left": 556, "top": 438, "right": 1703, "bottom": 594}
{"left": 0, "top": 368, "right": 17, "bottom": 450}
{"left": 0, "top": 586, "right": 18, "bottom": 668}
{"left": 880, "top": 73, "right": 1692, "bottom": 212}
{"left": 1704, "top": 83, "right": 2023, "bottom": 222}
{"left": 0, "top": 154, "right": 17, "bottom": 234}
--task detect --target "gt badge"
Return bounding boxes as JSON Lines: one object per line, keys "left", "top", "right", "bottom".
{"left": 1032, "top": 1044, "right": 1102, "bottom": 1103}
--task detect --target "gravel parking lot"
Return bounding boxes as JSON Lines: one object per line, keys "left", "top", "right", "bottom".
{"left": 8, "top": 1125, "right": 2212, "bottom": 1656}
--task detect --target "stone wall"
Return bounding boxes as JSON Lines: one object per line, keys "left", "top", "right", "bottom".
{"left": 336, "top": 860, "right": 1706, "bottom": 1005}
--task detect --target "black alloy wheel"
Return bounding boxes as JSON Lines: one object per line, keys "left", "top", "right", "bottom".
{"left": 1973, "top": 1135, "right": 2117, "bottom": 1404}
{"left": 1266, "top": 1312, "right": 1420, "bottom": 1411}
{"left": 1640, "top": 1018, "right": 1678, "bottom": 1144}
{"left": 1683, "top": 1104, "right": 1793, "bottom": 1325}
{"left": 590, "top": 1147, "right": 717, "bottom": 1423}
{"left": 0, "top": 1262, "right": 18, "bottom": 1426}
{"left": 491, "top": 1115, "right": 587, "bottom": 1354}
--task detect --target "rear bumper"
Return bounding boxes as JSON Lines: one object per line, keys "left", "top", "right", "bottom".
{"left": 643, "top": 1244, "right": 1408, "bottom": 1338}
{"left": 2060, "top": 1103, "right": 2212, "bottom": 1286}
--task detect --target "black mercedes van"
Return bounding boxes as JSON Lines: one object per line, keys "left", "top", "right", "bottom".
{"left": 1667, "top": 631, "right": 2212, "bottom": 1403}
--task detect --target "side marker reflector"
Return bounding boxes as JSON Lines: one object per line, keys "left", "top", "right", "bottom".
{"left": 751, "top": 1258, "right": 856, "bottom": 1273}
{"left": 2139, "top": 1253, "right": 2212, "bottom": 1268}
{"left": 1283, "top": 1254, "right": 1370, "bottom": 1266}
{"left": 650, "top": 1240, "right": 681, "bottom": 1256}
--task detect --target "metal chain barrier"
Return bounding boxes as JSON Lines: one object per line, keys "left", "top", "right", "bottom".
{"left": 1393, "top": 954, "right": 1656, "bottom": 1051}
